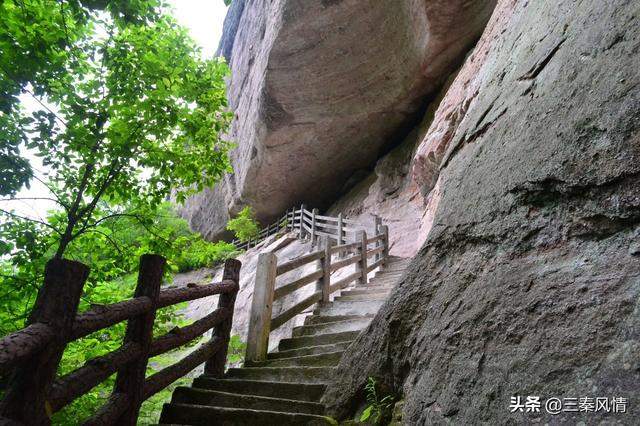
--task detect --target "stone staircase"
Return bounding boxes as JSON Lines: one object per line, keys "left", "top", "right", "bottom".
{"left": 159, "top": 256, "right": 411, "bottom": 425}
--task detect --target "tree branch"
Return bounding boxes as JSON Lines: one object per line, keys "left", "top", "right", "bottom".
{"left": 0, "top": 208, "right": 62, "bottom": 235}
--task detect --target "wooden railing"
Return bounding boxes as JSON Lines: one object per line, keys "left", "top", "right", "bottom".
{"left": 245, "top": 218, "right": 389, "bottom": 362}
{"left": 231, "top": 214, "right": 289, "bottom": 251}
{"left": 285, "top": 205, "right": 381, "bottom": 248}
{"left": 0, "top": 255, "right": 241, "bottom": 425}
{"left": 231, "top": 205, "right": 380, "bottom": 252}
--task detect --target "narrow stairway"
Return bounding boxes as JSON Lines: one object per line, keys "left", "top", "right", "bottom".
{"left": 159, "top": 256, "right": 411, "bottom": 425}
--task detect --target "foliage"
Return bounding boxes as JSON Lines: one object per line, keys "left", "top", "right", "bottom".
{"left": 0, "top": 0, "right": 164, "bottom": 197}
{"left": 0, "top": 0, "right": 232, "bottom": 257}
{"left": 226, "top": 334, "right": 246, "bottom": 369}
{"left": 176, "top": 239, "right": 237, "bottom": 272}
{"left": 226, "top": 206, "right": 259, "bottom": 242}
{"left": 0, "top": 204, "right": 238, "bottom": 423}
{"left": 359, "top": 377, "right": 395, "bottom": 425}
{"left": 0, "top": 1, "right": 236, "bottom": 423}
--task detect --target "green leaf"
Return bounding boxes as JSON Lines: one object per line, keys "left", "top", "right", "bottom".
{"left": 360, "top": 405, "right": 373, "bottom": 422}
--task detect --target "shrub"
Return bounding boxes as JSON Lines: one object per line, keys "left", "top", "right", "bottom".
{"left": 359, "top": 377, "right": 395, "bottom": 424}
{"left": 226, "top": 206, "right": 260, "bottom": 242}
{"left": 175, "top": 240, "right": 238, "bottom": 272}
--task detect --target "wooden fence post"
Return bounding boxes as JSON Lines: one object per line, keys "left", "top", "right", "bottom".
{"left": 356, "top": 230, "right": 368, "bottom": 286}
{"left": 374, "top": 215, "right": 382, "bottom": 263}
{"left": 204, "top": 259, "right": 242, "bottom": 377}
{"left": 319, "top": 236, "right": 332, "bottom": 303}
{"left": 298, "top": 204, "right": 306, "bottom": 240}
{"left": 113, "top": 254, "right": 165, "bottom": 426}
{"left": 311, "top": 208, "right": 318, "bottom": 247}
{"left": 337, "top": 213, "right": 344, "bottom": 257}
{"left": 246, "top": 253, "right": 277, "bottom": 363}
{"left": 381, "top": 225, "right": 390, "bottom": 267}
{"left": 0, "top": 259, "right": 89, "bottom": 425}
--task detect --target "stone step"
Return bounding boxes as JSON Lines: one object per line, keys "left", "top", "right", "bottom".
{"left": 368, "top": 280, "right": 399, "bottom": 291}
{"left": 334, "top": 294, "right": 387, "bottom": 302}
{"left": 171, "top": 387, "right": 325, "bottom": 415}
{"left": 253, "top": 350, "right": 344, "bottom": 367}
{"left": 375, "top": 272, "right": 405, "bottom": 279}
{"left": 304, "top": 314, "right": 373, "bottom": 326}
{"left": 292, "top": 317, "right": 371, "bottom": 337}
{"left": 278, "top": 330, "right": 360, "bottom": 351}
{"left": 160, "top": 403, "right": 331, "bottom": 426}
{"left": 192, "top": 377, "right": 325, "bottom": 402}
{"left": 341, "top": 288, "right": 391, "bottom": 296}
{"left": 267, "top": 341, "right": 353, "bottom": 359}
{"left": 313, "top": 300, "right": 384, "bottom": 317}
{"left": 226, "top": 366, "right": 336, "bottom": 384}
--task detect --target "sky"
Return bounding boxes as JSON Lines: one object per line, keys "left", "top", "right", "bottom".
{"left": 167, "top": 0, "right": 228, "bottom": 58}
{"left": 6, "top": 1, "right": 228, "bottom": 220}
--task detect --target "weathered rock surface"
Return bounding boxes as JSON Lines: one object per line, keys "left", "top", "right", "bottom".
{"left": 323, "top": 0, "right": 640, "bottom": 424}
{"left": 181, "top": 0, "right": 496, "bottom": 239}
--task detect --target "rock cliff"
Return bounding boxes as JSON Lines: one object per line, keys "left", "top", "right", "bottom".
{"left": 180, "top": 0, "right": 640, "bottom": 423}
{"left": 180, "top": 0, "right": 496, "bottom": 240}
{"left": 323, "top": 0, "right": 640, "bottom": 423}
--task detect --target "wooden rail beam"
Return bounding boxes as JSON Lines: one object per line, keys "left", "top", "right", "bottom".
{"left": 0, "top": 323, "right": 55, "bottom": 375}
{"left": 276, "top": 250, "right": 324, "bottom": 276}
{"left": 49, "top": 342, "right": 143, "bottom": 413}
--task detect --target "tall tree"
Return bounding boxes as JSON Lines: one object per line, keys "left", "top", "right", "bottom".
{"left": 0, "top": 0, "right": 232, "bottom": 258}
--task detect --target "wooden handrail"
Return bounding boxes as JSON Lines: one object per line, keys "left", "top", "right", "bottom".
{"left": 329, "top": 253, "right": 361, "bottom": 273}
{"left": 270, "top": 291, "right": 322, "bottom": 331}
{"left": 71, "top": 297, "right": 154, "bottom": 340}
{"left": 0, "top": 323, "right": 56, "bottom": 374}
{"left": 0, "top": 256, "right": 242, "bottom": 425}
{"left": 331, "top": 241, "right": 360, "bottom": 254}
{"left": 245, "top": 209, "right": 391, "bottom": 363}
{"left": 157, "top": 279, "right": 237, "bottom": 307}
{"left": 273, "top": 270, "right": 324, "bottom": 300}
{"left": 276, "top": 250, "right": 324, "bottom": 276}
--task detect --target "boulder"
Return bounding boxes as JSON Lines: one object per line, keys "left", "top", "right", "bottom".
{"left": 323, "top": 0, "right": 640, "bottom": 424}
{"left": 181, "top": 0, "right": 497, "bottom": 239}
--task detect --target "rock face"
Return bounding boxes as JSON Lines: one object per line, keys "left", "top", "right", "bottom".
{"left": 323, "top": 0, "right": 640, "bottom": 424}
{"left": 181, "top": 0, "right": 497, "bottom": 239}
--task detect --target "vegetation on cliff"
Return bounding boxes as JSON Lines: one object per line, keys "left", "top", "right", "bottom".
{"left": 0, "top": 0, "right": 235, "bottom": 422}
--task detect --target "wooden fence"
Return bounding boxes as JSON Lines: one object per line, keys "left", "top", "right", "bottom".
{"left": 245, "top": 219, "right": 389, "bottom": 362}
{"left": 232, "top": 204, "right": 380, "bottom": 252}
{"left": 231, "top": 214, "right": 288, "bottom": 251}
{"left": 0, "top": 255, "right": 241, "bottom": 426}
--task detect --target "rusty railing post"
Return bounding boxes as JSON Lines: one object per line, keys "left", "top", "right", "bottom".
{"left": 356, "top": 230, "right": 368, "bottom": 286}
{"left": 245, "top": 253, "right": 277, "bottom": 363}
{"left": 113, "top": 254, "right": 165, "bottom": 426}
{"left": 205, "top": 258, "right": 242, "bottom": 377}
{"left": 0, "top": 259, "right": 89, "bottom": 425}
